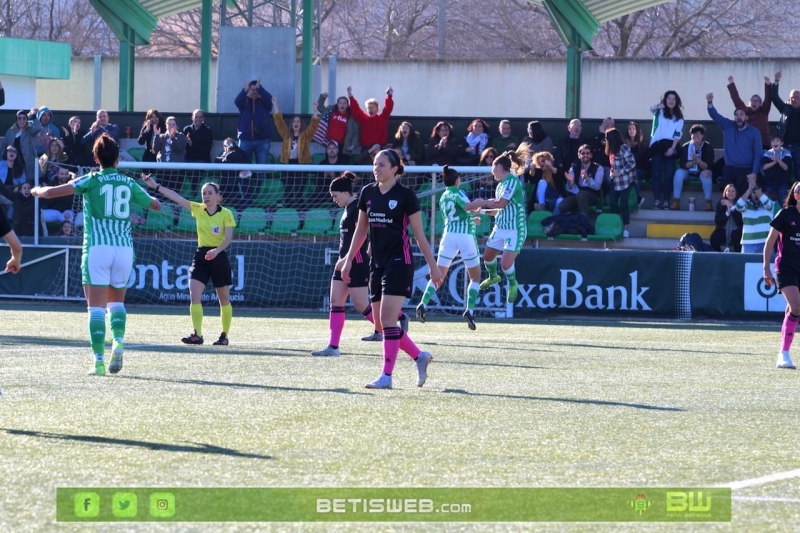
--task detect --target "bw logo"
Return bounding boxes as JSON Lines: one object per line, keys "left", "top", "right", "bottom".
{"left": 628, "top": 493, "right": 652, "bottom": 515}
{"left": 743, "top": 263, "right": 785, "bottom": 312}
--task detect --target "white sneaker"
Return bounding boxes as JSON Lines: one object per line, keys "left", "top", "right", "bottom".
{"left": 399, "top": 312, "right": 409, "bottom": 333}
{"left": 776, "top": 350, "right": 796, "bottom": 369}
{"left": 109, "top": 339, "right": 124, "bottom": 374}
{"left": 415, "top": 351, "right": 432, "bottom": 387}
{"left": 312, "top": 345, "right": 340, "bottom": 357}
{"left": 365, "top": 374, "right": 393, "bottom": 389}
{"left": 623, "top": 230, "right": 630, "bottom": 238}
{"left": 361, "top": 331, "right": 383, "bottom": 341}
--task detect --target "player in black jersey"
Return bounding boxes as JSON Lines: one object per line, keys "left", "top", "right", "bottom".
{"left": 0, "top": 206, "right": 22, "bottom": 395}
{"left": 764, "top": 181, "right": 800, "bottom": 369}
{"left": 337, "top": 150, "right": 443, "bottom": 389}
{"left": 312, "top": 172, "right": 372, "bottom": 356}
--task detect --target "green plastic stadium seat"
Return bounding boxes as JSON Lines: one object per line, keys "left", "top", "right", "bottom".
{"left": 475, "top": 213, "right": 492, "bottom": 238}
{"left": 527, "top": 210, "right": 552, "bottom": 239}
{"left": 253, "top": 179, "right": 285, "bottom": 208}
{"left": 127, "top": 147, "right": 145, "bottom": 162}
{"left": 143, "top": 209, "right": 173, "bottom": 231}
{"left": 237, "top": 207, "right": 267, "bottom": 234}
{"left": 522, "top": 182, "right": 535, "bottom": 204}
{"left": 267, "top": 208, "right": 300, "bottom": 235}
{"left": 298, "top": 208, "right": 334, "bottom": 236}
{"left": 178, "top": 178, "right": 195, "bottom": 201}
{"left": 173, "top": 209, "right": 196, "bottom": 232}
{"left": 588, "top": 213, "right": 623, "bottom": 242}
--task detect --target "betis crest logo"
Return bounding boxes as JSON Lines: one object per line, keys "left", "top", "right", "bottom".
{"left": 628, "top": 493, "right": 652, "bottom": 515}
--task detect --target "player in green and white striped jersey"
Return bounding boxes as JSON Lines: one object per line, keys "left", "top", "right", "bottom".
{"left": 416, "top": 166, "right": 485, "bottom": 329}
{"left": 470, "top": 149, "right": 529, "bottom": 304}
{"left": 32, "top": 134, "right": 161, "bottom": 376}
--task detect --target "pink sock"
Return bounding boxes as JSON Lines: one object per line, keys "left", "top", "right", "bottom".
{"left": 399, "top": 331, "right": 421, "bottom": 359}
{"left": 362, "top": 304, "right": 376, "bottom": 332}
{"left": 382, "top": 326, "right": 402, "bottom": 375}
{"left": 781, "top": 311, "right": 800, "bottom": 351}
{"left": 329, "top": 306, "right": 345, "bottom": 347}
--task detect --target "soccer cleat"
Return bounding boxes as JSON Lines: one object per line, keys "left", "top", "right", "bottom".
{"left": 399, "top": 312, "right": 409, "bottom": 333}
{"left": 463, "top": 309, "right": 476, "bottom": 331}
{"left": 109, "top": 340, "right": 124, "bottom": 374}
{"left": 182, "top": 331, "right": 204, "bottom": 345}
{"left": 416, "top": 303, "right": 427, "bottom": 324}
{"left": 479, "top": 275, "right": 502, "bottom": 290}
{"left": 213, "top": 332, "right": 229, "bottom": 346}
{"left": 507, "top": 281, "right": 519, "bottom": 303}
{"left": 415, "top": 351, "right": 432, "bottom": 387}
{"left": 361, "top": 331, "right": 383, "bottom": 342}
{"left": 365, "top": 374, "right": 393, "bottom": 389}
{"left": 776, "top": 350, "right": 796, "bottom": 369}
{"left": 89, "top": 360, "right": 106, "bottom": 376}
{"left": 312, "top": 345, "right": 340, "bottom": 357}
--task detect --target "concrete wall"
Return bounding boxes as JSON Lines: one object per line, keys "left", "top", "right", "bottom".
{"left": 33, "top": 57, "right": 800, "bottom": 121}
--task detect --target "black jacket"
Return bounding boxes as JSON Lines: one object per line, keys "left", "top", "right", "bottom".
{"left": 183, "top": 123, "right": 214, "bottom": 162}
{"left": 554, "top": 135, "right": 587, "bottom": 171}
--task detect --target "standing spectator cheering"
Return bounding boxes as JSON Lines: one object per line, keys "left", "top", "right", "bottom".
{"left": 727, "top": 75, "right": 772, "bottom": 149}
{"left": 347, "top": 86, "right": 394, "bottom": 158}
{"left": 272, "top": 97, "right": 321, "bottom": 203}
{"left": 762, "top": 133, "right": 792, "bottom": 201}
{"left": 81, "top": 109, "right": 120, "bottom": 146}
{"left": 707, "top": 92, "right": 762, "bottom": 197}
{"left": 492, "top": 120, "right": 520, "bottom": 153}
{"left": 771, "top": 70, "right": 800, "bottom": 181}
{"left": 235, "top": 78, "right": 273, "bottom": 173}
{"left": 137, "top": 109, "right": 165, "bottom": 163}
{"left": 4, "top": 110, "right": 42, "bottom": 185}
{"left": 425, "top": 121, "right": 460, "bottom": 166}
{"left": 559, "top": 144, "right": 603, "bottom": 218}
{"left": 184, "top": 109, "right": 214, "bottom": 196}
{"left": 606, "top": 129, "right": 635, "bottom": 238}
{"left": 622, "top": 121, "right": 648, "bottom": 208}
{"left": 0, "top": 181, "right": 35, "bottom": 236}
{"left": 153, "top": 116, "right": 188, "bottom": 191}
{"left": 316, "top": 93, "right": 360, "bottom": 160}
{"left": 554, "top": 119, "right": 586, "bottom": 172}
{"left": 33, "top": 106, "right": 60, "bottom": 157}
{"left": 648, "top": 91, "right": 684, "bottom": 209}
{"left": 62, "top": 116, "right": 88, "bottom": 166}
{"left": 590, "top": 117, "right": 615, "bottom": 180}
{"left": 670, "top": 124, "right": 715, "bottom": 211}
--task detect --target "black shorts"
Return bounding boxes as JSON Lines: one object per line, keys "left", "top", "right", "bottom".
{"left": 189, "top": 247, "right": 232, "bottom": 288}
{"left": 333, "top": 259, "right": 370, "bottom": 288}
{"left": 370, "top": 263, "right": 414, "bottom": 302}
{"left": 777, "top": 268, "right": 800, "bottom": 292}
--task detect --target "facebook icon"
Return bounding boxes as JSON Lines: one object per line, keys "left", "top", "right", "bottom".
{"left": 74, "top": 492, "right": 99, "bottom": 517}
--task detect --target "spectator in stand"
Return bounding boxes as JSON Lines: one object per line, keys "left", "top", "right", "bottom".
{"left": 762, "top": 133, "right": 792, "bottom": 202}
{"left": 4, "top": 110, "right": 41, "bottom": 185}
{"left": 520, "top": 121, "right": 554, "bottom": 156}
{"left": 0, "top": 79, "right": 4, "bottom": 107}
{"left": 215, "top": 137, "right": 251, "bottom": 209}
{"left": 184, "top": 109, "right": 214, "bottom": 196}
{"left": 670, "top": 124, "right": 715, "bottom": 211}
{"left": 319, "top": 140, "right": 346, "bottom": 181}
{"left": 648, "top": 91, "right": 684, "bottom": 209}
{"left": 0, "top": 146, "right": 26, "bottom": 187}
{"left": 707, "top": 92, "right": 762, "bottom": 198}
{"left": 81, "top": 109, "right": 120, "bottom": 147}
{"left": 316, "top": 93, "right": 360, "bottom": 160}
{"left": 39, "top": 138, "right": 68, "bottom": 185}
{"left": 391, "top": 121, "right": 425, "bottom": 167}
{"left": 475, "top": 147, "right": 497, "bottom": 200}
{"left": 235, "top": 77, "right": 273, "bottom": 179}
{"left": 41, "top": 167, "right": 82, "bottom": 228}
{"left": 54, "top": 219, "right": 72, "bottom": 237}
{"left": 33, "top": 106, "right": 60, "bottom": 157}
{"left": 272, "top": 96, "right": 321, "bottom": 204}
{"left": 605, "top": 128, "right": 635, "bottom": 238}
{"left": 137, "top": 109, "right": 164, "bottom": 163}
{"left": 559, "top": 144, "right": 602, "bottom": 217}
{"left": 347, "top": 85, "right": 394, "bottom": 163}
{"left": 461, "top": 119, "right": 490, "bottom": 165}
{"left": 554, "top": 119, "right": 586, "bottom": 172}
{"left": 590, "top": 117, "right": 615, "bottom": 199}
{"left": 61, "top": 116, "right": 88, "bottom": 166}
{"left": 425, "top": 121, "right": 460, "bottom": 166}
{"left": 0, "top": 181, "right": 35, "bottom": 236}
{"left": 710, "top": 184, "right": 742, "bottom": 252}
{"left": 491, "top": 120, "right": 520, "bottom": 153}
{"left": 728, "top": 74, "right": 772, "bottom": 149}
{"left": 623, "top": 121, "right": 648, "bottom": 208}
{"left": 530, "top": 151, "right": 563, "bottom": 215}
{"left": 771, "top": 70, "right": 800, "bottom": 181}
{"left": 152, "top": 116, "right": 188, "bottom": 195}
{"left": 736, "top": 173, "right": 774, "bottom": 254}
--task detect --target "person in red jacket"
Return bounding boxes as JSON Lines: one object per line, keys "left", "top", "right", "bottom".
{"left": 347, "top": 86, "right": 394, "bottom": 157}
{"left": 727, "top": 74, "right": 772, "bottom": 149}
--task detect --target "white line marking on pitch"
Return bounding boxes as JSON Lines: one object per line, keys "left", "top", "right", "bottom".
{"left": 720, "top": 468, "right": 800, "bottom": 489}
{"left": 733, "top": 496, "right": 800, "bottom": 503}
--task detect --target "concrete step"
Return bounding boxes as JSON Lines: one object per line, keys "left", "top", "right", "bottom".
{"left": 608, "top": 237, "right": 677, "bottom": 251}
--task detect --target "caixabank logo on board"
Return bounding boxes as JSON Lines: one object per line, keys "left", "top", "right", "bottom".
{"left": 743, "top": 263, "right": 785, "bottom": 312}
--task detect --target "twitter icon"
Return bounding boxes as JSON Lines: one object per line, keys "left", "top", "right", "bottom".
{"left": 112, "top": 492, "right": 138, "bottom": 518}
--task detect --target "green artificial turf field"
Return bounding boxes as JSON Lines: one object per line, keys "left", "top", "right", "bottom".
{"left": 0, "top": 304, "right": 797, "bottom": 531}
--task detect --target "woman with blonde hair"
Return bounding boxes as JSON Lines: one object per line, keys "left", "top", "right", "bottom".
{"left": 531, "top": 151, "right": 563, "bottom": 214}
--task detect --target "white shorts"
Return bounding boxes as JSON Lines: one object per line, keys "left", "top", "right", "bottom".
{"left": 437, "top": 232, "right": 480, "bottom": 268}
{"left": 81, "top": 245, "right": 134, "bottom": 288}
{"left": 486, "top": 227, "right": 526, "bottom": 253}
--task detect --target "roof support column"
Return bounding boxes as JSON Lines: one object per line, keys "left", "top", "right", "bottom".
{"left": 118, "top": 23, "right": 136, "bottom": 112}
{"left": 565, "top": 29, "right": 582, "bottom": 119}
{"left": 300, "top": 0, "right": 313, "bottom": 113}
{"left": 200, "top": 0, "right": 213, "bottom": 111}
